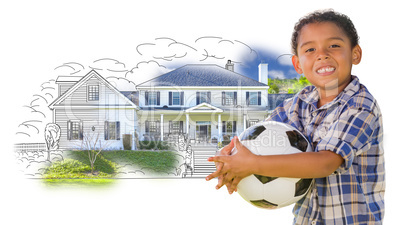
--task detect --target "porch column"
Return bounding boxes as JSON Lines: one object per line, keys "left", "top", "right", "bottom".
{"left": 160, "top": 114, "right": 164, "bottom": 141}
{"left": 186, "top": 113, "right": 190, "bottom": 134}
{"left": 218, "top": 114, "right": 222, "bottom": 143}
{"left": 243, "top": 114, "right": 247, "bottom": 131}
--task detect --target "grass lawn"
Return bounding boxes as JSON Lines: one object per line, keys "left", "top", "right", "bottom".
{"left": 42, "top": 150, "right": 181, "bottom": 187}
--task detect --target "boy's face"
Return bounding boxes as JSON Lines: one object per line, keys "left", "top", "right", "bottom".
{"left": 292, "top": 22, "right": 362, "bottom": 97}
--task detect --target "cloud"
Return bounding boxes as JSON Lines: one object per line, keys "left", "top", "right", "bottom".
{"left": 15, "top": 79, "right": 57, "bottom": 142}
{"left": 269, "top": 70, "right": 287, "bottom": 79}
{"left": 106, "top": 77, "right": 136, "bottom": 91}
{"left": 136, "top": 37, "right": 198, "bottom": 62}
{"left": 135, "top": 36, "right": 258, "bottom": 68}
{"left": 276, "top": 54, "right": 294, "bottom": 66}
{"left": 125, "top": 60, "right": 171, "bottom": 85}
{"left": 54, "top": 62, "right": 86, "bottom": 76}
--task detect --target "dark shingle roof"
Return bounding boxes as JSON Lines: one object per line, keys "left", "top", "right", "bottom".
{"left": 137, "top": 64, "right": 267, "bottom": 87}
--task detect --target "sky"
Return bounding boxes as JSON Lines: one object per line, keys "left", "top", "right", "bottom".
{"left": 1, "top": 1, "right": 401, "bottom": 225}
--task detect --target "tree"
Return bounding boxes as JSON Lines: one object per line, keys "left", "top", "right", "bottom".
{"left": 44, "top": 123, "right": 61, "bottom": 161}
{"left": 79, "top": 132, "right": 111, "bottom": 175}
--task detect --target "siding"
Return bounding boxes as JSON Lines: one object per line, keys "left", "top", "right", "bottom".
{"left": 55, "top": 108, "right": 136, "bottom": 150}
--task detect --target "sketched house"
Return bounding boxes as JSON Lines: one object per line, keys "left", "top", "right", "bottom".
{"left": 49, "top": 61, "right": 269, "bottom": 150}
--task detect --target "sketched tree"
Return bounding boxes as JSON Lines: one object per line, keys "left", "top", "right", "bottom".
{"left": 44, "top": 123, "right": 61, "bottom": 161}
{"left": 79, "top": 132, "right": 111, "bottom": 175}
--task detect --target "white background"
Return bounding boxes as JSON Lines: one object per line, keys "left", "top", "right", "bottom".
{"left": 1, "top": 0, "right": 400, "bottom": 224}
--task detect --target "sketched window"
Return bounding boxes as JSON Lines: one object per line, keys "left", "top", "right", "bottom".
{"left": 67, "top": 120, "right": 83, "bottom": 140}
{"left": 104, "top": 121, "right": 120, "bottom": 140}
{"left": 88, "top": 85, "right": 99, "bottom": 101}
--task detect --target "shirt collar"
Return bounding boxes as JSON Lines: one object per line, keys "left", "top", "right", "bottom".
{"left": 300, "top": 75, "right": 361, "bottom": 109}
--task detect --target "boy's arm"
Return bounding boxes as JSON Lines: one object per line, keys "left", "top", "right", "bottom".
{"left": 206, "top": 136, "right": 344, "bottom": 194}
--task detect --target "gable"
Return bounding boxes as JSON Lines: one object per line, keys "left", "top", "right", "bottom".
{"left": 49, "top": 70, "right": 138, "bottom": 109}
{"left": 185, "top": 103, "right": 223, "bottom": 113}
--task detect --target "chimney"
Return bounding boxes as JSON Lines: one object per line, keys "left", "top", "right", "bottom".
{"left": 225, "top": 60, "right": 234, "bottom": 72}
{"left": 258, "top": 62, "right": 268, "bottom": 85}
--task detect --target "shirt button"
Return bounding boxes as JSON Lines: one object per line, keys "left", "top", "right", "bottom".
{"left": 311, "top": 220, "right": 317, "bottom": 225}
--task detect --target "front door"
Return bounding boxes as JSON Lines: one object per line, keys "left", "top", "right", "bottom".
{"left": 196, "top": 121, "right": 211, "bottom": 143}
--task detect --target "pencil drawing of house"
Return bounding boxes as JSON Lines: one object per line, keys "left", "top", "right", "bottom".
{"left": 49, "top": 60, "right": 269, "bottom": 152}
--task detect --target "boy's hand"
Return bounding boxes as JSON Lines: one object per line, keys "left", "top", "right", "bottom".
{"left": 206, "top": 136, "right": 256, "bottom": 194}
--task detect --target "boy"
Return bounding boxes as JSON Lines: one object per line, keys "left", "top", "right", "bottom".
{"left": 206, "top": 10, "right": 385, "bottom": 224}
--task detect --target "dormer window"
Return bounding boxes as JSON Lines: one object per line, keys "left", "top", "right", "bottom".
{"left": 88, "top": 85, "right": 99, "bottom": 101}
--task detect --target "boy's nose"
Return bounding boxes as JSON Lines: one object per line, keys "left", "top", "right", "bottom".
{"left": 317, "top": 49, "right": 330, "bottom": 61}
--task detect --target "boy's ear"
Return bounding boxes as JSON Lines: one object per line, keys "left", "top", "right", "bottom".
{"left": 292, "top": 55, "right": 303, "bottom": 74}
{"left": 352, "top": 45, "right": 362, "bottom": 65}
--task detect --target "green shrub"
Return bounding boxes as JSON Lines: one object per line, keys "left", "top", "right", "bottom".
{"left": 138, "top": 140, "right": 171, "bottom": 150}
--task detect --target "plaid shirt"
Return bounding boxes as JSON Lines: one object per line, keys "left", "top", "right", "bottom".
{"left": 267, "top": 76, "right": 385, "bottom": 224}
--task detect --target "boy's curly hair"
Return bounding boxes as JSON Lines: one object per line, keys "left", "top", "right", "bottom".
{"left": 291, "top": 9, "right": 359, "bottom": 55}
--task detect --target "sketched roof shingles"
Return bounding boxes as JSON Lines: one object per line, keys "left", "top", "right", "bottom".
{"left": 137, "top": 64, "right": 268, "bottom": 87}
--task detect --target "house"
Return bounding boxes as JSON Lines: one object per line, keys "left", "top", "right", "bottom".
{"left": 49, "top": 60, "right": 270, "bottom": 150}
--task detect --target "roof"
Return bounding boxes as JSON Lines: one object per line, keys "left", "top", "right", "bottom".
{"left": 137, "top": 64, "right": 268, "bottom": 87}
{"left": 49, "top": 70, "right": 139, "bottom": 110}
{"left": 56, "top": 76, "right": 82, "bottom": 83}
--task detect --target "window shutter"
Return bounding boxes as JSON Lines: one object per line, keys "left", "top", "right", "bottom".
{"left": 157, "top": 91, "right": 160, "bottom": 105}
{"left": 258, "top": 91, "right": 261, "bottom": 105}
{"left": 222, "top": 92, "right": 225, "bottom": 105}
{"left": 196, "top": 92, "right": 200, "bottom": 105}
{"left": 104, "top": 121, "right": 109, "bottom": 140}
{"left": 246, "top": 92, "right": 249, "bottom": 106}
{"left": 169, "top": 92, "right": 172, "bottom": 105}
{"left": 145, "top": 91, "right": 149, "bottom": 106}
{"left": 180, "top": 92, "right": 184, "bottom": 105}
{"left": 79, "top": 121, "right": 84, "bottom": 140}
{"left": 67, "top": 121, "right": 72, "bottom": 140}
{"left": 222, "top": 121, "right": 226, "bottom": 133}
{"left": 134, "top": 92, "right": 139, "bottom": 106}
{"left": 180, "top": 121, "right": 184, "bottom": 134}
{"left": 145, "top": 121, "right": 149, "bottom": 133}
{"left": 234, "top": 92, "right": 237, "bottom": 105}
{"left": 233, "top": 121, "right": 237, "bottom": 133}
{"left": 169, "top": 121, "right": 172, "bottom": 133}
{"left": 207, "top": 92, "right": 211, "bottom": 104}
{"left": 116, "top": 121, "right": 120, "bottom": 140}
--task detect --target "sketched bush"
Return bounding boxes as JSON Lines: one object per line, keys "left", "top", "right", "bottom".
{"left": 138, "top": 140, "right": 171, "bottom": 150}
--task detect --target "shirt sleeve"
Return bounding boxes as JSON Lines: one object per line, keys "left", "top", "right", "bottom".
{"left": 316, "top": 108, "right": 377, "bottom": 173}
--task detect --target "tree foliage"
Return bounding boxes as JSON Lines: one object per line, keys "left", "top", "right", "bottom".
{"left": 268, "top": 76, "right": 312, "bottom": 94}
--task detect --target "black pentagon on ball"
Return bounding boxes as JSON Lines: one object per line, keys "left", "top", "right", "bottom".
{"left": 240, "top": 125, "right": 266, "bottom": 141}
{"left": 254, "top": 174, "right": 278, "bottom": 184}
{"left": 250, "top": 199, "right": 279, "bottom": 209}
{"left": 295, "top": 178, "right": 313, "bottom": 197}
{"left": 286, "top": 130, "right": 309, "bottom": 152}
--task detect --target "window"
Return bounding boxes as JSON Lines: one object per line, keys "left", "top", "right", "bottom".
{"left": 197, "top": 92, "right": 211, "bottom": 104}
{"left": 67, "top": 120, "right": 83, "bottom": 140}
{"left": 145, "top": 91, "right": 160, "bottom": 105}
{"left": 88, "top": 85, "right": 99, "bottom": 101}
{"left": 246, "top": 91, "right": 261, "bottom": 105}
{"left": 247, "top": 119, "right": 259, "bottom": 128}
{"left": 222, "top": 121, "right": 236, "bottom": 135}
{"left": 145, "top": 121, "right": 160, "bottom": 134}
{"left": 169, "top": 92, "right": 184, "bottom": 105}
{"left": 222, "top": 91, "right": 237, "bottom": 105}
{"left": 169, "top": 121, "right": 184, "bottom": 134}
{"left": 104, "top": 121, "right": 120, "bottom": 140}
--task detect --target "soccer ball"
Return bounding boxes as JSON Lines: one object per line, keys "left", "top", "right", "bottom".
{"left": 219, "top": 121, "right": 313, "bottom": 209}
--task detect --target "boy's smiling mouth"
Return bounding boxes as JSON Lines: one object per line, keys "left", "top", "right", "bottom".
{"left": 316, "top": 66, "right": 336, "bottom": 75}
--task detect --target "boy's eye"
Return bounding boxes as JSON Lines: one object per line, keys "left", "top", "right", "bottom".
{"left": 329, "top": 44, "right": 340, "bottom": 48}
{"left": 305, "top": 48, "right": 315, "bottom": 53}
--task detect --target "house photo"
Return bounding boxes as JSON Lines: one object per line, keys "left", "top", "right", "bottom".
{"left": 48, "top": 60, "right": 270, "bottom": 151}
